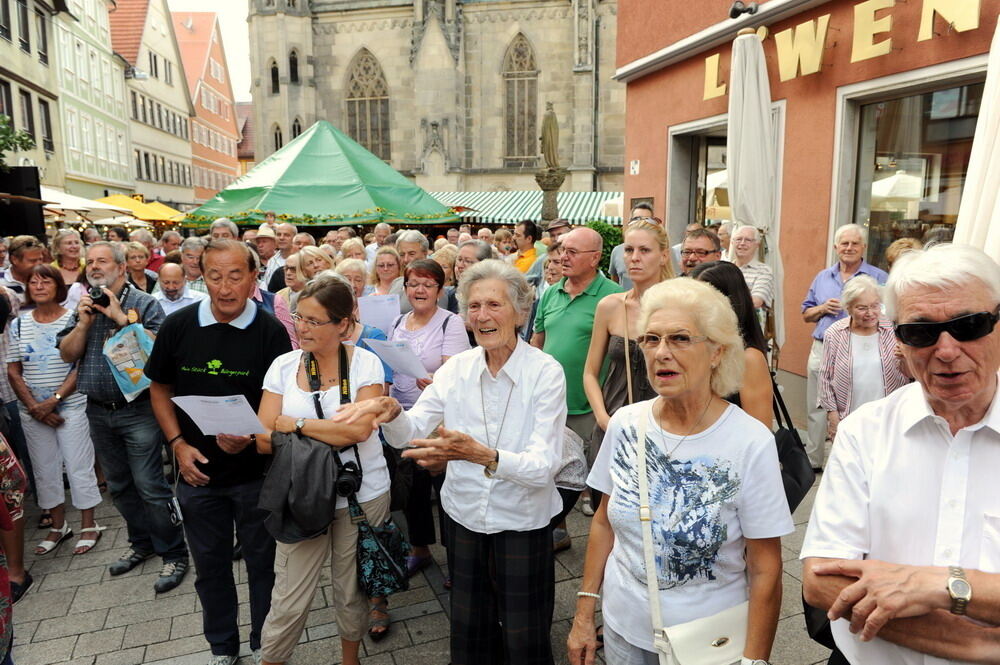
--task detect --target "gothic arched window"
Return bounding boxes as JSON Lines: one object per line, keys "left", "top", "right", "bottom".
{"left": 292, "top": 117, "right": 302, "bottom": 138}
{"left": 502, "top": 34, "right": 538, "bottom": 166}
{"left": 345, "top": 49, "right": 391, "bottom": 161}
{"left": 273, "top": 124, "right": 283, "bottom": 151}
{"left": 289, "top": 51, "right": 299, "bottom": 84}
{"left": 270, "top": 61, "right": 279, "bottom": 94}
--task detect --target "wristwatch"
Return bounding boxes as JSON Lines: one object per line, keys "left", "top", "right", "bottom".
{"left": 947, "top": 566, "right": 972, "bottom": 615}
{"left": 294, "top": 418, "right": 306, "bottom": 436}
{"left": 484, "top": 450, "right": 499, "bottom": 478}
{"left": 54, "top": 392, "right": 63, "bottom": 402}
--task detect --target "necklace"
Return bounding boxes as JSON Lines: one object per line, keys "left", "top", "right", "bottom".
{"left": 655, "top": 396, "right": 714, "bottom": 460}
{"left": 480, "top": 373, "right": 515, "bottom": 450}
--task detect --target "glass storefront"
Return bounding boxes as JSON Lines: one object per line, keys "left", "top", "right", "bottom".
{"left": 853, "top": 81, "right": 984, "bottom": 271}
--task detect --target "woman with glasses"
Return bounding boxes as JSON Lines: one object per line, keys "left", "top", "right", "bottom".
{"left": 275, "top": 248, "right": 336, "bottom": 348}
{"left": 387, "top": 259, "right": 469, "bottom": 578}
{"left": 568, "top": 277, "right": 792, "bottom": 665}
{"left": 367, "top": 247, "right": 401, "bottom": 296}
{"left": 819, "top": 275, "right": 910, "bottom": 440}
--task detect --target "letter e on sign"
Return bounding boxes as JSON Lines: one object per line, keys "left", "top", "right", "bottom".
{"left": 852, "top": 0, "right": 895, "bottom": 63}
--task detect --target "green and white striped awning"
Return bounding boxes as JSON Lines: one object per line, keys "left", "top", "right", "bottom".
{"left": 430, "top": 191, "right": 624, "bottom": 226}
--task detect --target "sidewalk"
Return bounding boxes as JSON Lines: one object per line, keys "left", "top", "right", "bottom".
{"left": 13, "top": 487, "right": 830, "bottom": 665}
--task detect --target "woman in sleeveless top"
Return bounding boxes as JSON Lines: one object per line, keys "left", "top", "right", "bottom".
{"left": 582, "top": 219, "right": 674, "bottom": 514}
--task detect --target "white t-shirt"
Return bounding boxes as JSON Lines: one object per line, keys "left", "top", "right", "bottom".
{"left": 849, "top": 332, "right": 884, "bottom": 413}
{"left": 6, "top": 310, "right": 86, "bottom": 409}
{"left": 262, "top": 347, "right": 388, "bottom": 509}
{"left": 588, "top": 400, "right": 794, "bottom": 651}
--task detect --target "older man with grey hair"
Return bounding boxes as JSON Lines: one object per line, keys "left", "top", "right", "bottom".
{"left": 801, "top": 223, "right": 888, "bottom": 469}
{"left": 388, "top": 230, "right": 446, "bottom": 314}
{"left": 210, "top": 218, "right": 240, "bottom": 240}
{"left": 159, "top": 230, "right": 183, "bottom": 257}
{"left": 728, "top": 224, "right": 774, "bottom": 309}
{"left": 802, "top": 243, "right": 1000, "bottom": 665}
{"left": 366, "top": 222, "right": 392, "bottom": 267}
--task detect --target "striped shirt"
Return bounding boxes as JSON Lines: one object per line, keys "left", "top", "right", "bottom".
{"left": 6, "top": 310, "right": 86, "bottom": 408}
{"left": 737, "top": 260, "right": 774, "bottom": 308}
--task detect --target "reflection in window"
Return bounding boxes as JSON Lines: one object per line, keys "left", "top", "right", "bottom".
{"left": 852, "top": 82, "right": 984, "bottom": 270}
{"left": 345, "top": 49, "right": 390, "bottom": 161}
{"left": 502, "top": 34, "right": 538, "bottom": 167}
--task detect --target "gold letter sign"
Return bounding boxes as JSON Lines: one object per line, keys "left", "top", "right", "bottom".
{"left": 852, "top": 0, "right": 895, "bottom": 63}
{"left": 918, "top": 0, "right": 980, "bottom": 42}
{"left": 704, "top": 53, "right": 727, "bottom": 100}
{"left": 774, "top": 14, "right": 831, "bottom": 81}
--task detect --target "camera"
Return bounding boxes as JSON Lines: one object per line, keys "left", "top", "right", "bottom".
{"left": 335, "top": 460, "right": 363, "bottom": 497}
{"left": 167, "top": 497, "right": 184, "bottom": 526}
{"left": 88, "top": 286, "right": 110, "bottom": 309}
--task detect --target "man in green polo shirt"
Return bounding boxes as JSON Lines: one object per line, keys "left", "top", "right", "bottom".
{"left": 531, "top": 226, "right": 621, "bottom": 448}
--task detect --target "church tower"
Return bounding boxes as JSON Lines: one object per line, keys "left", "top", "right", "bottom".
{"left": 248, "top": 0, "right": 316, "bottom": 163}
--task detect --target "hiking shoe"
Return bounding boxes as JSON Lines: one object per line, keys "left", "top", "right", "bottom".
{"left": 153, "top": 558, "right": 189, "bottom": 593}
{"left": 109, "top": 548, "right": 154, "bottom": 576}
{"left": 580, "top": 496, "right": 595, "bottom": 516}
{"left": 207, "top": 656, "right": 236, "bottom": 665}
{"left": 553, "top": 527, "right": 572, "bottom": 553}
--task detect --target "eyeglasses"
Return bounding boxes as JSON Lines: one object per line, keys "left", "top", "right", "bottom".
{"left": 894, "top": 309, "right": 1000, "bottom": 348}
{"left": 562, "top": 248, "right": 600, "bottom": 259}
{"left": 636, "top": 332, "right": 708, "bottom": 351}
{"left": 291, "top": 312, "right": 335, "bottom": 328}
{"left": 852, "top": 305, "right": 881, "bottom": 314}
{"left": 404, "top": 281, "right": 439, "bottom": 290}
{"left": 680, "top": 248, "right": 719, "bottom": 258}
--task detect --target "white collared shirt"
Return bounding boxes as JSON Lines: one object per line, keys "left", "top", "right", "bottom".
{"left": 196, "top": 298, "right": 257, "bottom": 329}
{"left": 153, "top": 285, "right": 207, "bottom": 317}
{"left": 382, "top": 339, "right": 567, "bottom": 534}
{"left": 801, "top": 375, "right": 1000, "bottom": 665}
{"left": 260, "top": 253, "right": 286, "bottom": 288}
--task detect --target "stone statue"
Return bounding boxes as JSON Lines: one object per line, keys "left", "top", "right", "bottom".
{"left": 540, "top": 102, "right": 559, "bottom": 169}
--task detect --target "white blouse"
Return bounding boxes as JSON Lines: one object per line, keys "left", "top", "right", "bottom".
{"left": 381, "top": 339, "right": 567, "bottom": 534}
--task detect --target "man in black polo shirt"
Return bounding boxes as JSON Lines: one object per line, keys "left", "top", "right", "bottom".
{"left": 146, "top": 239, "right": 291, "bottom": 665}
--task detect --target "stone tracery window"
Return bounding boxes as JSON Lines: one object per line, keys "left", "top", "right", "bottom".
{"left": 502, "top": 33, "right": 538, "bottom": 167}
{"left": 345, "top": 48, "right": 391, "bottom": 161}
{"left": 273, "top": 124, "right": 283, "bottom": 151}
{"left": 269, "top": 60, "right": 279, "bottom": 94}
{"left": 292, "top": 117, "right": 302, "bottom": 138}
{"left": 289, "top": 50, "right": 299, "bottom": 84}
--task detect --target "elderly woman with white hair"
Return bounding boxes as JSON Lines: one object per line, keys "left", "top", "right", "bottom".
{"left": 568, "top": 277, "right": 793, "bottom": 665}
{"left": 335, "top": 259, "right": 567, "bottom": 665}
{"left": 818, "top": 275, "right": 910, "bottom": 440}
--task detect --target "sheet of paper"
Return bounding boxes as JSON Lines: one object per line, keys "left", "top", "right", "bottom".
{"left": 171, "top": 395, "right": 265, "bottom": 437}
{"left": 358, "top": 294, "right": 400, "bottom": 335}
{"left": 363, "top": 339, "right": 431, "bottom": 379}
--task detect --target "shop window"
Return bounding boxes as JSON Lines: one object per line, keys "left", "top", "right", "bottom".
{"left": 502, "top": 34, "right": 538, "bottom": 167}
{"left": 270, "top": 60, "right": 279, "bottom": 94}
{"left": 852, "top": 82, "right": 984, "bottom": 271}
{"left": 289, "top": 50, "right": 299, "bottom": 84}
{"left": 345, "top": 48, "right": 391, "bottom": 161}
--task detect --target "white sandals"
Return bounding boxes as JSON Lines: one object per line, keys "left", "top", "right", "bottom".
{"left": 35, "top": 522, "right": 72, "bottom": 556}
{"left": 73, "top": 525, "right": 106, "bottom": 555}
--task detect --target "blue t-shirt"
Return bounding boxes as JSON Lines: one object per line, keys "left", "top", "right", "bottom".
{"left": 356, "top": 324, "right": 393, "bottom": 383}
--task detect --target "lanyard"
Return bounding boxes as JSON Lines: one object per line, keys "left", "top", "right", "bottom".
{"left": 304, "top": 345, "right": 358, "bottom": 472}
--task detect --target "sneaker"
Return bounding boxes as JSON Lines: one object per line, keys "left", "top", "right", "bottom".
{"left": 207, "top": 656, "right": 237, "bottom": 665}
{"left": 553, "top": 527, "right": 571, "bottom": 553}
{"left": 251, "top": 649, "right": 263, "bottom": 665}
{"left": 109, "top": 548, "right": 154, "bottom": 576}
{"left": 580, "top": 496, "right": 595, "bottom": 516}
{"left": 153, "top": 558, "right": 189, "bottom": 593}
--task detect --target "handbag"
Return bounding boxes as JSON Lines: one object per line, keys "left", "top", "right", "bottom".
{"left": 636, "top": 411, "right": 748, "bottom": 665}
{"left": 770, "top": 373, "right": 815, "bottom": 513}
{"left": 348, "top": 492, "right": 410, "bottom": 598}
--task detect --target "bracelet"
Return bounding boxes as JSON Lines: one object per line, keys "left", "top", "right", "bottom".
{"left": 167, "top": 434, "right": 184, "bottom": 446}
{"left": 576, "top": 591, "right": 600, "bottom": 600}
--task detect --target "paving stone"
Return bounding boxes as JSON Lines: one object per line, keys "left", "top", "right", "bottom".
{"left": 389, "top": 635, "right": 449, "bottom": 665}
{"left": 93, "top": 647, "right": 145, "bottom": 665}
{"left": 304, "top": 606, "right": 336, "bottom": 628}
{"left": 282, "top": 635, "right": 343, "bottom": 664}
{"left": 23, "top": 554, "right": 73, "bottom": 576}
{"left": 13, "top": 587, "right": 75, "bottom": 622}
{"left": 12, "top": 619, "right": 37, "bottom": 645}
{"left": 386, "top": 599, "right": 443, "bottom": 622}
{"left": 306, "top": 620, "right": 339, "bottom": 641}
{"left": 386, "top": 584, "right": 435, "bottom": 608}
{"left": 772, "top": 613, "right": 830, "bottom": 665}
{"left": 358, "top": 654, "right": 395, "bottom": 665}
{"left": 170, "top": 611, "right": 204, "bottom": 640}
{"left": 39, "top": 565, "right": 107, "bottom": 592}
{"left": 104, "top": 593, "right": 198, "bottom": 628}
{"left": 780, "top": 573, "right": 805, "bottom": 620}
{"left": 11, "top": 635, "right": 77, "bottom": 665}
{"left": 33, "top": 608, "right": 109, "bottom": 641}
{"left": 73, "top": 626, "right": 125, "bottom": 658}
{"left": 362, "top": 614, "right": 413, "bottom": 655}
{"left": 122, "top": 617, "right": 172, "bottom": 648}
{"left": 69, "top": 573, "right": 159, "bottom": 613}
{"left": 143, "top": 633, "right": 210, "bottom": 661}
{"left": 404, "top": 611, "right": 450, "bottom": 644}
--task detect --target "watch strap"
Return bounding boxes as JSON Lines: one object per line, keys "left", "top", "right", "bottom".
{"left": 949, "top": 566, "right": 971, "bottom": 615}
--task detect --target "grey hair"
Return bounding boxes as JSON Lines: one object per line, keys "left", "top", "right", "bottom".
{"left": 456, "top": 259, "right": 534, "bottom": 327}
{"left": 884, "top": 244, "right": 1000, "bottom": 320}
{"left": 374, "top": 222, "right": 391, "bottom": 233}
{"left": 396, "top": 230, "right": 429, "bottom": 251}
{"left": 181, "top": 236, "right": 207, "bottom": 253}
{"left": 733, "top": 224, "right": 759, "bottom": 242}
{"left": 719, "top": 221, "right": 737, "bottom": 234}
{"left": 129, "top": 228, "right": 154, "bottom": 245}
{"left": 335, "top": 258, "right": 366, "bottom": 276}
{"left": 160, "top": 230, "right": 182, "bottom": 243}
{"left": 312, "top": 268, "right": 353, "bottom": 289}
{"left": 86, "top": 240, "right": 125, "bottom": 265}
{"left": 276, "top": 222, "right": 298, "bottom": 234}
{"left": 834, "top": 223, "right": 867, "bottom": 245}
{"left": 457, "top": 239, "right": 492, "bottom": 262}
{"left": 840, "top": 274, "right": 881, "bottom": 311}
{"left": 210, "top": 218, "right": 240, "bottom": 237}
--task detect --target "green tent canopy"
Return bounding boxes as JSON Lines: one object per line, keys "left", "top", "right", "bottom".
{"left": 184, "top": 121, "right": 460, "bottom": 228}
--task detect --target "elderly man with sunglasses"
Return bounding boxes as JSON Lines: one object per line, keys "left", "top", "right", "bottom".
{"left": 801, "top": 244, "right": 1000, "bottom": 665}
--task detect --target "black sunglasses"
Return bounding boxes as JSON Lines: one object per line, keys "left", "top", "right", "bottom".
{"left": 894, "top": 309, "right": 1000, "bottom": 348}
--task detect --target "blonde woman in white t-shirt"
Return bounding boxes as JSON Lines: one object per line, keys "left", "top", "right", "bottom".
{"left": 568, "top": 277, "right": 793, "bottom": 665}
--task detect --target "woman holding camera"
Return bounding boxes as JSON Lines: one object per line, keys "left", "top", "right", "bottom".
{"left": 256, "top": 275, "right": 395, "bottom": 665}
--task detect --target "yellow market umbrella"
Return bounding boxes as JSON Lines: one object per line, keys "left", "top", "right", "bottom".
{"left": 145, "top": 201, "right": 186, "bottom": 222}
{"left": 96, "top": 195, "right": 174, "bottom": 222}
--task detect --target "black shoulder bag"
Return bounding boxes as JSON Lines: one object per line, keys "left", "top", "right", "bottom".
{"left": 771, "top": 372, "right": 815, "bottom": 513}
{"left": 306, "top": 347, "right": 410, "bottom": 598}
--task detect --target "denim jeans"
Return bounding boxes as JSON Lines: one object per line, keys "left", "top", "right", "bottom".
{"left": 177, "top": 478, "right": 275, "bottom": 655}
{"left": 86, "top": 399, "right": 187, "bottom": 562}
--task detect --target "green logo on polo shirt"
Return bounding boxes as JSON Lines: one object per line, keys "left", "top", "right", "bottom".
{"left": 179, "top": 359, "right": 252, "bottom": 377}
{"left": 207, "top": 359, "right": 222, "bottom": 375}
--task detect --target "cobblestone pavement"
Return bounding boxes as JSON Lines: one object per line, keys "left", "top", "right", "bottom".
{"left": 14, "top": 484, "right": 831, "bottom": 665}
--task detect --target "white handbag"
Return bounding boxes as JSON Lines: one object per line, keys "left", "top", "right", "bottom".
{"left": 636, "top": 411, "right": 749, "bottom": 665}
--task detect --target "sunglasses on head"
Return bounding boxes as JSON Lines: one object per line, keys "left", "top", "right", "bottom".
{"left": 894, "top": 308, "right": 1000, "bottom": 348}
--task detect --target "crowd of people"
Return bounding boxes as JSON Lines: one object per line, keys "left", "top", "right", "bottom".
{"left": 0, "top": 209, "right": 997, "bottom": 665}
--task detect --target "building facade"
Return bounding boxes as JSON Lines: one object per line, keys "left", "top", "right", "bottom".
{"left": 248, "top": 0, "right": 624, "bottom": 193}
{"left": 236, "top": 101, "right": 255, "bottom": 175}
{"left": 110, "top": 0, "right": 194, "bottom": 209}
{"left": 173, "top": 11, "right": 240, "bottom": 204}
{"left": 55, "top": 0, "right": 131, "bottom": 198}
{"left": 0, "top": 0, "right": 67, "bottom": 187}
{"left": 615, "top": 0, "right": 996, "bottom": 389}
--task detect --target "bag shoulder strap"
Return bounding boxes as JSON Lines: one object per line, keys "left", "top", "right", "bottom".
{"left": 636, "top": 409, "right": 665, "bottom": 635}
{"left": 441, "top": 312, "right": 450, "bottom": 334}
{"left": 391, "top": 315, "right": 404, "bottom": 334}
{"left": 623, "top": 295, "right": 634, "bottom": 405}
{"left": 770, "top": 372, "right": 795, "bottom": 431}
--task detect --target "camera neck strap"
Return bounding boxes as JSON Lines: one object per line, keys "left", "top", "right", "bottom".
{"left": 304, "top": 345, "right": 359, "bottom": 474}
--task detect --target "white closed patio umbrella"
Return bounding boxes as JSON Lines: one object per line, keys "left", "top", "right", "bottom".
{"left": 40, "top": 186, "right": 131, "bottom": 221}
{"left": 953, "top": 18, "right": 1000, "bottom": 262}
{"left": 727, "top": 28, "right": 785, "bottom": 351}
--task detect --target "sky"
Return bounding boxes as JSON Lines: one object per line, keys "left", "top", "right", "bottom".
{"left": 166, "top": 0, "right": 252, "bottom": 102}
